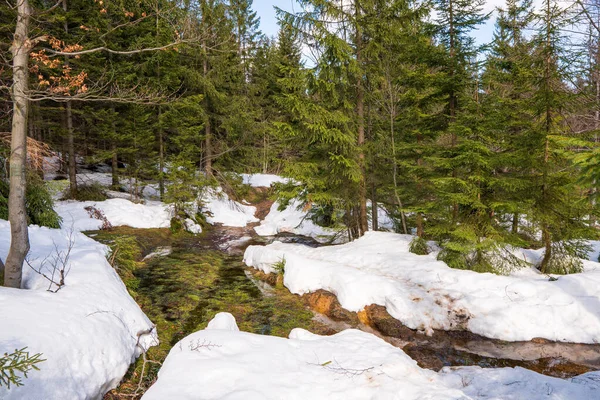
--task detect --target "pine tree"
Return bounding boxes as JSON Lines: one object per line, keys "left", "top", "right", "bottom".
{"left": 525, "top": 0, "right": 594, "bottom": 273}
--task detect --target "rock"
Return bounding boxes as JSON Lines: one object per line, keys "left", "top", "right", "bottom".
{"left": 302, "top": 290, "right": 359, "bottom": 324}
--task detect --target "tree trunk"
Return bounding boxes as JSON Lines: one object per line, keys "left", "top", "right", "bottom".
{"left": 390, "top": 108, "right": 408, "bottom": 234}
{"left": 5, "top": 0, "right": 32, "bottom": 288}
{"left": 540, "top": 226, "right": 552, "bottom": 273}
{"left": 66, "top": 102, "right": 77, "bottom": 196}
{"left": 111, "top": 141, "right": 119, "bottom": 188}
{"left": 111, "top": 104, "right": 119, "bottom": 188}
{"left": 511, "top": 213, "right": 519, "bottom": 234}
{"left": 205, "top": 118, "right": 213, "bottom": 177}
{"left": 355, "top": 0, "right": 368, "bottom": 236}
{"left": 202, "top": 32, "right": 213, "bottom": 178}
{"left": 371, "top": 180, "right": 378, "bottom": 231}
{"left": 63, "top": 0, "right": 77, "bottom": 197}
{"left": 158, "top": 106, "right": 165, "bottom": 200}
{"left": 156, "top": 14, "right": 165, "bottom": 200}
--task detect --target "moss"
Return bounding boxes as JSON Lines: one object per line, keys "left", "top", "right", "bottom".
{"left": 93, "top": 227, "right": 327, "bottom": 398}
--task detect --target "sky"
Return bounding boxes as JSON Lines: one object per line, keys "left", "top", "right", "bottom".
{"left": 253, "top": 0, "right": 500, "bottom": 45}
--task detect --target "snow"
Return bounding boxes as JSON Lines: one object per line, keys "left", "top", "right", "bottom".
{"left": 439, "top": 366, "right": 600, "bottom": 399}
{"left": 0, "top": 221, "right": 158, "bottom": 399}
{"left": 368, "top": 201, "right": 396, "bottom": 232}
{"left": 184, "top": 218, "right": 203, "bottom": 234}
{"left": 56, "top": 198, "right": 171, "bottom": 231}
{"left": 244, "top": 231, "right": 600, "bottom": 343}
{"left": 142, "top": 313, "right": 462, "bottom": 400}
{"left": 254, "top": 200, "right": 343, "bottom": 242}
{"left": 199, "top": 187, "right": 258, "bottom": 227}
{"left": 241, "top": 173, "right": 289, "bottom": 187}
{"left": 143, "top": 313, "right": 600, "bottom": 400}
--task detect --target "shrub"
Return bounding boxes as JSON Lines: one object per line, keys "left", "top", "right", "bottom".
{"left": 63, "top": 182, "right": 108, "bottom": 202}
{"left": 409, "top": 237, "right": 429, "bottom": 255}
{"left": 540, "top": 240, "right": 589, "bottom": 275}
{"left": 0, "top": 172, "right": 61, "bottom": 229}
{"left": 272, "top": 257, "right": 286, "bottom": 275}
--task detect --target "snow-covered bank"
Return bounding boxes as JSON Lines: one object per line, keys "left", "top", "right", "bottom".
{"left": 241, "top": 173, "right": 289, "bottom": 187}
{"left": 56, "top": 198, "right": 171, "bottom": 231}
{"left": 0, "top": 222, "right": 158, "bottom": 399}
{"left": 244, "top": 231, "right": 600, "bottom": 343}
{"left": 254, "top": 200, "right": 342, "bottom": 243}
{"left": 143, "top": 313, "right": 600, "bottom": 400}
{"left": 199, "top": 187, "right": 258, "bottom": 227}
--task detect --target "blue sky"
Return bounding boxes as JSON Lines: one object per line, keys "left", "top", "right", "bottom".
{"left": 253, "top": 0, "right": 500, "bottom": 45}
{"left": 253, "top": 1, "right": 300, "bottom": 39}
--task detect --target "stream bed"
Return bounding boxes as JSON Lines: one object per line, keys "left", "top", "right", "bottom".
{"left": 90, "top": 225, "right": 600, "bottom": 398}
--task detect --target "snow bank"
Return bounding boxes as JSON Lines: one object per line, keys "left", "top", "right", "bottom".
{"left": 244, "top": 231, "right": 600, "bottom": 343}
{"left": 56, "top": 198, "right": 171, "bottom": 231}
{"left": 439, "top": 366, "right": 600, "bottom": 399}
{"left": 254, "top": 200, "right": 342, "bottom": 242}
{"left": 143, "top": 313, "right": 600, "bottom": 400}
{"left": 142, "top": 313, "right": 462, "bottom": 400}
{"left": 241, "top": 173, "right": 289, "bottom": 187}
{"left": 0, "top": 221, "right": 157, "bottom": 399}
{"left": 200, "top": 188, "right": 258, "bottom": 227}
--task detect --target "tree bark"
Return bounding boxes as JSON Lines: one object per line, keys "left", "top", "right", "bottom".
{"left": 355, "top": 0, "right": 368, "bottom": 236}
{"left": 63, "top": 0, "right": 77, "bottom": 197}
{"left": 66, "top": 102, "right": 77, "bottom": 196}
{"left": 5, "top": 0, "right": 32, "bottom": 288}
{"left": 202, "top": 33, "right": 213, "bottom": 177}
{"left": 371, "top": 180, "right": 378, "bottom": 231}
{"left": 111, "top": 103, "right": 119, "bottom": 188}
{"left": 158, "top": 106, "right": 165, "bottom": 200}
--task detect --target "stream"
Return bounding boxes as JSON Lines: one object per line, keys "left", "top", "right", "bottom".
{"left": 91, "top": 224, "right": 600, "bottom": 398}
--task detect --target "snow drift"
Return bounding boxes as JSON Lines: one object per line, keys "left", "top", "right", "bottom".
{"left": 143, "top": 313, "right": 600, "bottom": 400}
{"left": 0, "top": 221, "right": 157, "bottom": 399}
{"left": 56, "top": 198, "right": 171, "bottom": 231}
{"left": 244, "top": 231, "right": 600, "bottom": 343}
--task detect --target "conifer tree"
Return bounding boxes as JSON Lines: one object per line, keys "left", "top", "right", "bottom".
{"left": 525, "top": 0, "right": 594, "bottom": 273}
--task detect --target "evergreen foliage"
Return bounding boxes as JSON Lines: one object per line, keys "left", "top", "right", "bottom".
{"left": 0, "top": 348, "right": 45, "bottom": 388}
{"left": 1, "top": 0, "right": 599, "bottom": 276}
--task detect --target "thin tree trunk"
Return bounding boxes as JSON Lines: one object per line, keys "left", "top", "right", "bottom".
{"left": 512, "top": 213, "right": 519, "bottom": 234}
{"left": 371, "top": 180, "right": 378, "bottom": 231}
{"left": 205, "top": 118, "right": 212, "bottom": 177}
{"left": 539, "top": 0, "right": 552, "bottom": 272}
{"left": 5, "top": 0, "right": 32, "bottom": 288}
{"left": 66, "top": 102, "right": 77, "bottom": 196}
{"left": 111, "top": 141, "right": 119, "bottom": 188}
{"left": 202, "top": 32, "right": 213, "bottom": 177}
{"left": 158, "top": 106, "right": 165, "bottom": 200}
{"left": 540, "top": 226, "right": 552, "bottom": 273}
{"left": 111, "top": 104, "right": 119, "bottom": 188}
{"left": 156, "top": 13, "right": 165, "bottom": 200}
{"left": 63, "top": 0, "right": 77, "bottom": 197}
{"left": 416, "top": 132, "right": 424, "bottom": 237}
{"left": 355, "top": 0, "right": 368, "bottom": 236}
{"left": 390, "top": 108, "right": 408, "bottom": 234}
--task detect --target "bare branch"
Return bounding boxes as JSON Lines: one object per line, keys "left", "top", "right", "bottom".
{"left": 45, "top": 39, "right": 194, "bottom": 57}
{"left": 33, "top": 0, "right": 63, "bottom": 16}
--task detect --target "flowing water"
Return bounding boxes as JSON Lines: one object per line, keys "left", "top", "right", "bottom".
{"left": 92, "top": 224, "right": 600, "bottom": 398}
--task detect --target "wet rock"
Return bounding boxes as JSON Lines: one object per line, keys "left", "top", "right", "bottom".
{"left": 302, "top": 290, "right": 359, "bottom": 324}
{"left": 362, "top": 305, "right": 421, "bottom": 341}
{"left": 250, "top": 270, "right": 279, "bottom": 286}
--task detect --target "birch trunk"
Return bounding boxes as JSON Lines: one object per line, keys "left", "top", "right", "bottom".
{"left": 5, "top": 0, "right": 32, "bottom": 287}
